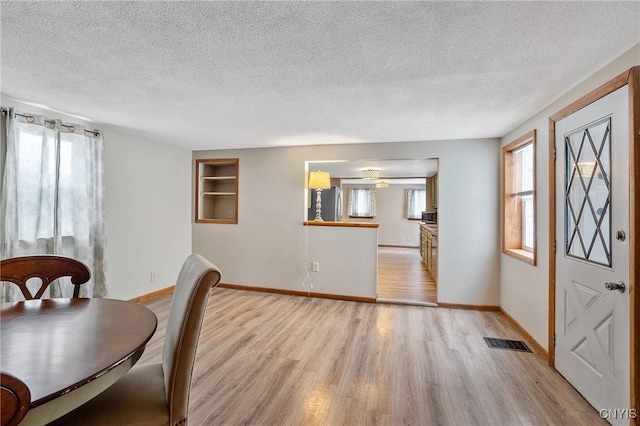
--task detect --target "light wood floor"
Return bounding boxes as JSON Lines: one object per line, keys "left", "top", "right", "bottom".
{"left": 377, "top": 246, "right": 437, "bottom": 305}
{"left": 138, "top": 288, "right": 603, "bottom": 425}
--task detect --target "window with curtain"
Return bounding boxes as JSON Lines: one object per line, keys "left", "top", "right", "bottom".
{"left": 348, "top": 188, "right": 376, "bottom": 218}
{"left": 405, "top": 189, "right": 426, "bottom": 219}
{"left": 503, "top": 129, "right": 536, "bottom": 265}
{"left": 1, "top": 108, "right": 107, "bottom": 301}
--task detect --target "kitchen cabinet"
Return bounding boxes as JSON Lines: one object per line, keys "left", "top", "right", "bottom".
{"left": 420, "top": 224, "right": 427, "bottom": 261}
{"left": 431, "top": 232, "right": 438, "bottom": 282}
{"left": 419, "top": 223, "right": 438, "bottom": 282}
{"left": 426, "top": 233, "right": 433, "bottom": 271}
{"left": 431, "top": 173, "right": 438, "bottom": 209}
{"left": 425, "top": 174, "right": 438, "bottom": 211}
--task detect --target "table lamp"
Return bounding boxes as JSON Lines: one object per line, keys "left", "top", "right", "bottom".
{"left": 308, "top": 171, "right": 331, "bottom": 221}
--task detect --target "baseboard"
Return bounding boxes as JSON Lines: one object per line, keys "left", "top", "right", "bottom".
{"left": 377, "top": 298, "right": 438, "bottom": 307}
{"left": 437, "top": 302, "right": 500, "bottom": 312}
{"left": 378, "top": 244, "right": 420, "bottom": 249}
{"left": 499, "top": 307, "right": 548, "bottom": 359}
{"left": 129, "top": 285, "right": 175, "bottom": 303}
{"left": 218, "top": 283, "right": 376, "bottom": 304}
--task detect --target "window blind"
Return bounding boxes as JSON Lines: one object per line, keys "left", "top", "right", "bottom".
{"left": 513, "top": 143, "right": 533, "bottom": 196}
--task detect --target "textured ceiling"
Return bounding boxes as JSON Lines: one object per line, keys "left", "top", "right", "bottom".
{"left": 1, "top": 1, "right": 639, "bottom": 150}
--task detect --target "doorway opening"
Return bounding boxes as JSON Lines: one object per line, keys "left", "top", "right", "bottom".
{"left": 377, "top": 246, "right": 437, "bottom": 306}
{"left": 306, "top": 158, "right": 439, "bottom": 306}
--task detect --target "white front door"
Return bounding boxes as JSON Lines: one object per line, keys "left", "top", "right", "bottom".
{"left": 555, "top": 85, "right": 630, "bottom": 423}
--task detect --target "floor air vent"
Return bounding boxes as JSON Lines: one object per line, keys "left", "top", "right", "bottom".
{"left": 483, "top": 337, "right": 532, "bottom": 353}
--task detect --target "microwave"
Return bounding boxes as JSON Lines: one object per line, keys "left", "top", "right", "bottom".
{"left": 422, "top": 211, "right": 437, "bottom": 223}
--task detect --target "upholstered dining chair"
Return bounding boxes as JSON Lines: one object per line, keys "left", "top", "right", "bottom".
{"left": 0, "top": 255, "right": 91, "bottom": 299}
{"left": 49, "top": 253, "right": 221, "bottom": 426}
{"left": 1, "top": 372, "right": 31, "bottom": 426}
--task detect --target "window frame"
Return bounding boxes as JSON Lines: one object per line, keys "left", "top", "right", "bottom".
{"left": 521, "top": 194, "right": 534, "bottom": 252}
{"left": 502, "top": 129, "right": 537, "bottom": 265}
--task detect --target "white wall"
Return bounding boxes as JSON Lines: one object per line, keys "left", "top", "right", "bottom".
{"left": 104, "top": 126, "right": 192, "bottom": 300}
{"left": 307, "top": 225, "right": 378, "bottom": 298}
{"left": 0, "top": 97, "right": 192, "bottom": 300}
{"left": 500, "top": 43, "right": 640, "bottom": 351}
{"left": 342, "top": 183, "right": 426, "bottom": 247}
{"left": 193, "top": 138, "right": 501, "bottom": 306}
{"left": 0, "top": 110, "right": 5, "bottom": 191}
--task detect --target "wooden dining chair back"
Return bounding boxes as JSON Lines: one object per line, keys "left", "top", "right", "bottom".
{"left": 48, "top": 254, "right": 222, "bottom": 426}
{"left": 1, "top": 372, "right": 31, "bottom": 426}
{"left": 0, "top": 255, "right": 91, "bottom": 299}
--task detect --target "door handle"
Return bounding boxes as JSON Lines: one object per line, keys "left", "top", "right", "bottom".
{"left": 604, "top": 281, "right": 626, "bottom": 293}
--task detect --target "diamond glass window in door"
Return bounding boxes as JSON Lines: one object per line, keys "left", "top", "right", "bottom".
{"left": 564, "top": 117, "right": 611, "bottom": 266}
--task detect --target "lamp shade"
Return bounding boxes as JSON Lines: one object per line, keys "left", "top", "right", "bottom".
{"left": 308, "top": 171, "right": 331, "bottom": 189}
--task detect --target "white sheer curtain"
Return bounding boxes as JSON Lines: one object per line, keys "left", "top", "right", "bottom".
{"left": 1, "top": 109, "right": 107, "bottom": 301}
{"left": 347, "top": 188, "right": 376, "bottom": 217}
{"left": 405, "top": 189, "right": 426, "bottom": 219}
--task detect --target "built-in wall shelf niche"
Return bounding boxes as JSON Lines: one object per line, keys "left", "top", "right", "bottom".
{"left": 195, "top": 158, "right": 239, "bottom": 223}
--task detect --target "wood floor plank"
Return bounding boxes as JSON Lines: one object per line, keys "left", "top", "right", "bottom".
{"left": 292, "top": 380, "right": 336, "bottom": 426}
{"left": 323, "top": 395, "right": 363, "bottom": 426}
{"left": 357, "top": 408, "right": 391, "bottom": 426}
{"left": 377, "top": 246, "right": 437, "bottom": 304}
{"left": 137, "top": 287, "right": 604, "bottom": 425}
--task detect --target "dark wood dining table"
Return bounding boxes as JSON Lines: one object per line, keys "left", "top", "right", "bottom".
{"left": 0, "top": 297, "right": 157, "bottom": 426}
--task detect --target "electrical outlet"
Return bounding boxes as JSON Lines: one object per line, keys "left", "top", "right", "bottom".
{"left": 312, "top": 262, "right": 320, "bottom": 272}
{"left": 228, "top": 210, "right": 234, "bottom": 218}
{"left": 406, "top": 236, "right": 411, "bottom": 241}
{"left": 150, "top": 272, "right": 156, "bottom": 282}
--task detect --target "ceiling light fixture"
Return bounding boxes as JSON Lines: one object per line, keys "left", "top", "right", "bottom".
{"left": 362, "top": 168, "right": 380, "bottom": 179}
{"left": 576, "top": 162, "right": 596, "bottom": 178}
